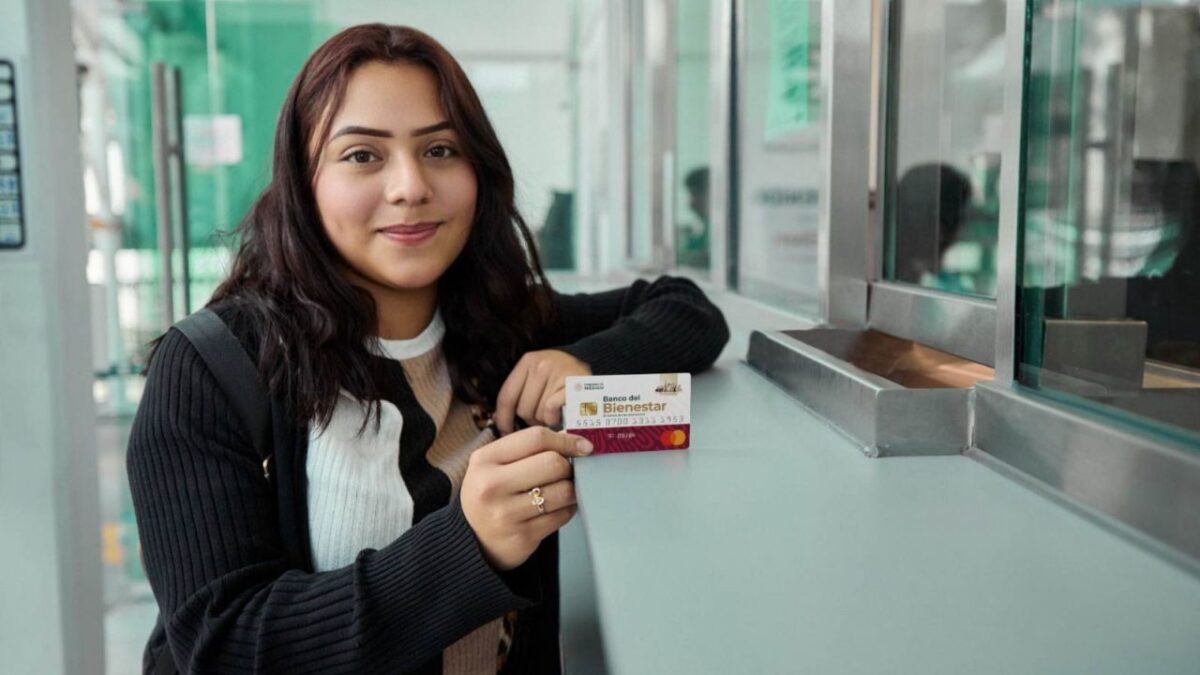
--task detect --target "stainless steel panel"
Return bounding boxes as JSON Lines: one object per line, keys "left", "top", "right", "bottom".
{"left": 875, "top": 386, "right": 971, "bottom": 457}
{"left": 973, "top": 380, "right": 1200, "bottom": 570}
{"left": 819, "top": 0, "right": 871, "bottom": 328}
{"left": 746, "top": 329, "right": 971, "bottom": 456}
{"left": 868, "top": 281, "right": 996, "bottom": 366}
{"left": 749, "top": 329, "right": 887, "bottom": 451}
{"left": 1098, "top": 389, "right": 1200, "bottom": 434}
{"left": 1041, "top": 318, "right": 1148, "bottom": 389}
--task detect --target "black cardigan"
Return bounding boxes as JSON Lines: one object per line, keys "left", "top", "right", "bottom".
{"left": 128, "top": 276, "right": 730, "bottom": 674}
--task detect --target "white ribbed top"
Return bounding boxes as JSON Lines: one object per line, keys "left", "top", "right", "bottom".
{"left": 374, "top": 312, "right": 446, "bottom": 361}
{"left": 307, "top": 313, "right": 445, "bottom": 573}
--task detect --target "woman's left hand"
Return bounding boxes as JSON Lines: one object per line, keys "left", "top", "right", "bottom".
{"left": 495, "top": 350, "right": 592, "bottom": 434}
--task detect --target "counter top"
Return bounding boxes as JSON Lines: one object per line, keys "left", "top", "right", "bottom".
{"left": 559, "top": 355, "right": 1200, "bottom": 674}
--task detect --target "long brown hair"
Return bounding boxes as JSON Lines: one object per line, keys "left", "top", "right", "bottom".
{"left": 204, "top": 24, "right": 554, "bottom": 429}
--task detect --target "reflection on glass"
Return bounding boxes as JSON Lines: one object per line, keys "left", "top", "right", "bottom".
{"left": 735, "top": 0, "right": 822, "bottom": 315}
{"left": 884, "top": 0, "right": 1005, "bottom": 298}
{"left": 674, "top": 0, "right": 711, "bottom": 270}
{"left": 1019, "top": 0, "right": 1200, "bottom": 446}
{"left": 468, "top": 61, "right": 577, "bottom": 271}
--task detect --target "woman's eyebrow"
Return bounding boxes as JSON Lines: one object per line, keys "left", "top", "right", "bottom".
{"left": 328, "top": 125, "right": 392, "bottom": 142}
{"left": 327, "top": 121, "right": 451, "bottom": 143}
{"left": 411, "top": 121, "right": 452, "bottom": 137}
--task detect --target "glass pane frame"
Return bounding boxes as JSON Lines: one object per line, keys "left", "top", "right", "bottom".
{"left": 869, "top": 0, "right": 1009, "bottom": 366}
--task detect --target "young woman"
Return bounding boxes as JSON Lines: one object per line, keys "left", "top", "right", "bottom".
{"left": 128, "top": 23, "right": 728, "bottom": 675}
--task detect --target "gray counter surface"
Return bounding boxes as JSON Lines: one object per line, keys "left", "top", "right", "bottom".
{"left": 559, "top": 357, "right": 1200, "bottom": 674}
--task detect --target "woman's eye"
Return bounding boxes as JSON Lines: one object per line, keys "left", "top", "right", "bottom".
{"left": 344, "top": 150, "right": 378, "bottom": 164}
{"left": 426, "top": 144, "right": 458, "bottom": 159}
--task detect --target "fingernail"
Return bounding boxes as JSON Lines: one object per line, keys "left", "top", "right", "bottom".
{"left": 576, "top": 438, "right": 594, "bottom": 454}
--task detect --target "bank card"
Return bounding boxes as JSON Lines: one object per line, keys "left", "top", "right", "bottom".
{"left": 564, "top": 373, "right": 691, "bottom": 454}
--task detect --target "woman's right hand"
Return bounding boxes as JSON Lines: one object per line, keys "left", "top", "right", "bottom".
{"left": 461, "top": 427, "right": 594, "bottom": 571}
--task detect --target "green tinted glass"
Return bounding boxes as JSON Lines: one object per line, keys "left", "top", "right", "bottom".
{"left": 1018, "top": 0, "right": 1200, "bottom": 447}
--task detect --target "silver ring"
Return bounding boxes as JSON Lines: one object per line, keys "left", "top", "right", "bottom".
{"left": 529, "top": 486, "right": 546, "bottom": 515}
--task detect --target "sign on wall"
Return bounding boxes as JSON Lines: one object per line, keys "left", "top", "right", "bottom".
{"left": 766, "top": 0, "right": 813, "bottom": 141}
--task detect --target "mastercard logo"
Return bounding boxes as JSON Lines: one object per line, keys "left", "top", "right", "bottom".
{"left": 659, "top": 429, "right": 688, "bottom": 447}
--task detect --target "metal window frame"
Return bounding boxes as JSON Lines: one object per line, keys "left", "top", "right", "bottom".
{"left": 819, "top": 0, "right": 873, "bottom": 327}
{"left": 866, "top": 0, "right": 1011, "bottom": 370}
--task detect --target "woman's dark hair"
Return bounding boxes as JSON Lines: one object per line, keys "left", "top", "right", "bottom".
{"left": 200, "top": 24, "right": 554, "bottom": 429}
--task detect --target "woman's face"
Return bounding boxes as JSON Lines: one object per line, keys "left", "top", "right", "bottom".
{"left": 313, "top": 61, "right": 476, "bottom": 296}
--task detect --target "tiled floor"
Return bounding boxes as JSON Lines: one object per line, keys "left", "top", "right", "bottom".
{"left": 105, "top": 602, "right": 158, "bottom": 675}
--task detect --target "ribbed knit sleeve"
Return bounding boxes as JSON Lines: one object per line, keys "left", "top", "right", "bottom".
{"left": 126, "top": 328, "right": 536, "bottom": 674}
{"left": 544, "top": 275, "right": 730, "bottom": 374}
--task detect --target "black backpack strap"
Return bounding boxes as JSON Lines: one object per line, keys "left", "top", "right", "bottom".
{"left": 151, "top": 308, "right": 275, "bottom": 675}
{"left": 173, "top": 307, "right": 272, "bottom": 477}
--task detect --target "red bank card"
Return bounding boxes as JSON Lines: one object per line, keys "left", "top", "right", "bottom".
{"left": 564, "top": 373, "right": 691, "bottom": 454}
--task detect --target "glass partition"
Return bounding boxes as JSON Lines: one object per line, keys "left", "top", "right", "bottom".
{"left": 734, "top": 0, "right": 823, "bottom": 315}
{"left": 1018, "top": 0, "right": 1200, "bottom": 446}
{"left": 882, "top": 0, "right": 1005, "bottom": 298}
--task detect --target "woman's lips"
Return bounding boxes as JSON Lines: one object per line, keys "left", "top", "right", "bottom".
{"left": 378, "top": 222, "right": 440, "bottom": 245}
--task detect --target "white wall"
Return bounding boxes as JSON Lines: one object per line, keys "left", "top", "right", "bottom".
{"left": 0, "top": 0, "right": 105, "bottom": 673}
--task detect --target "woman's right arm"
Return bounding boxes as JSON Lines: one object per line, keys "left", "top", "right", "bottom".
{"left": 127, "top": 329, "right": 537, "bottom": 674}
